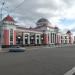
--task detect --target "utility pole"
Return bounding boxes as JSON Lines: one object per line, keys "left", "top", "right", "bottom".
{"left": 0, "top": 1, "right": 5, "bottom": 50}
{"left": 1, "top": 2, "right": 5, "bottom": 20}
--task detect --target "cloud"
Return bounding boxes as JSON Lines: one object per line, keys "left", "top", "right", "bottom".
{"left": 0, "top": 0, "right": 75, "bottom": 35}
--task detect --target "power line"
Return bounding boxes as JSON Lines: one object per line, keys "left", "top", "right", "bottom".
{"left": 0, "top": 0, "right": 25, "bottom": 18}
{"left": 10, "top": 0, "right": 25, "bottom": 13}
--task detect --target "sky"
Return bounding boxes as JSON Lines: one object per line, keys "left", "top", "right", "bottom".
{"left": 0, "top": 0, "right": 75, "bottom": 35}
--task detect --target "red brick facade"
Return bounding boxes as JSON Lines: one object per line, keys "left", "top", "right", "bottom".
{"left": 4, "top": 30, "right": 9, "bottom": 45}
{"left": 43, "top": 34, "right": 48, "bottom": 44}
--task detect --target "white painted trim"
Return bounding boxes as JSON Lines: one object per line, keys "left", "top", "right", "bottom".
{"left": 23, "top": 33, "right": 30, "bottom": 45}
{"left": 9, "top": 29, "right": 10, "bottom": 45}
{"left": 13, "top": 30, "right": 14, "bottom": 45}
{"left": 35, "top": 34, "right": 37, "bottom": 44}
{"left": 16, "top": 29, "right": 42, "bottom": 34}
{"left": 9, "top": 29, "right": 14, "bottom": 45}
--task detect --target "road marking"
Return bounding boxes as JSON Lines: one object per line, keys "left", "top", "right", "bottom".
{"left": 64, "top": 67, "right": 75, "bottom": 75}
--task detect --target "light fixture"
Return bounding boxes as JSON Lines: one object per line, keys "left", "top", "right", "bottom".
{"left": 18, "top": 36, "right": 21, "bottom": 39}
{"left": 25, "top": 36, "right": 28, "bottom": 39}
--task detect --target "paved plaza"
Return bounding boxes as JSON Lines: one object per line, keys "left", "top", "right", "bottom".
{"left": 0, "top": 46, "right": 75, "bottom": 75}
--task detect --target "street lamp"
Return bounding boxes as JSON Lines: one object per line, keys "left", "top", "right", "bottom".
{"left": 18, "top": 36, "right": 21, "bottom": 39}
{"left": 31, "top": 37, "right": 34, "bottom": 39}
{"left": 25, "top": 36, "right": 28, "bottom": 39}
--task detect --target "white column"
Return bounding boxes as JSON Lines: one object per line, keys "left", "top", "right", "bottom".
{"left": 63, "top": 37, "right": 64, "bottom": 44}
{"left": 64, "top": 36, "right": 65, "bottom": 44}
{"left": 56, "top": 34, "right": 57, "bottom": 44}
{"left": 60, "top": 35, "right": 61, "bottom": 44}
{"left": 58, "top": 34, "right": 60, "bottom": 44}
{"left": 23, "top": 33, "right": 25, "bottom": 45}
{"left": 39, "top": 35, "right": 41, "bottom": 44}
{"left": 54, "top": 33, "right": 55, "bottom": 44}
{"left": 68, "top": 37, "right": 69, "bottom": 44}
{"left": 35, "top": 34, "right": 37, "bottom": 44}
{"left": 28, "top": 34, "right": 30, "bottom": 44}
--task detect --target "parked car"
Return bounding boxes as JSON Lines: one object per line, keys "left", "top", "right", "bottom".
{"left": 9, "top": 46, "right": 25, "bottom": 52}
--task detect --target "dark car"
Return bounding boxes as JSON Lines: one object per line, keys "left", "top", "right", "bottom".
{"left": 9, "top": 46, "right": 25, "bottom": 52}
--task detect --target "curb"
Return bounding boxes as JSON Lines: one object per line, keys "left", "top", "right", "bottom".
{"left": 0, "top": 45, "right": 75, "bottom": 52}
{"left": 0, "top": 48, "right": 9, "bottom": 52}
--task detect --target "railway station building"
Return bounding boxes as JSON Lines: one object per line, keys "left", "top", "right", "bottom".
{"left": 0, "top": 15, "right": 74, "bottom": 47}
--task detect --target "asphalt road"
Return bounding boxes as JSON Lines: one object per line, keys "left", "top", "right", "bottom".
{"left": 0, "top": 46, "right": 75, "bottom": 75}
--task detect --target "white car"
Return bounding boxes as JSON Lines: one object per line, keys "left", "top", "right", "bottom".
{"left": 9, "top": 46, "right": 25, "bottom": 52}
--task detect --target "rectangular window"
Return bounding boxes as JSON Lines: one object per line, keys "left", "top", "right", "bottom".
{"left": 51, "top": 33, "right": 52, "bottom": 43}
{"left": 53, "top": 33, "right": 54, "bottom": 43}
{"left": 65, "top": 36, "right": 67, "bottom": 39}
{"left": 10, "top": 29, "right": 13, "bottom": 45}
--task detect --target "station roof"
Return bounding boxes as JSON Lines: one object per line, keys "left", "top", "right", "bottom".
{"left": 2, "top": 15, "right": 15, "bottom": 22}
